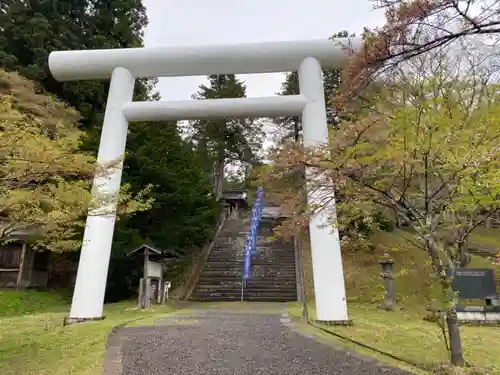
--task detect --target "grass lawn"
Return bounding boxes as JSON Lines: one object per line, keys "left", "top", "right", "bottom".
{"left": 1, "top": 226, "right": 497, "bottom": 375}
{"left": 288, "top": 302, "right": 499, "bottom": 374}
{"left": 462, "top": 228, "right": 500, "bottom": 255}
{"left": 0, "top": 290, "right": 181, "bottom": 375}
{"left": 297, "top": 228, "right": 500, "bottom": 374}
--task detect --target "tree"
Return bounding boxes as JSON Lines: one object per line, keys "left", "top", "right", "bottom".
{"left": 273, "top": 71, "right": 302, "bottom": 142}
{"left": 340, "top": 0, "right": 500, "bottom": 104}
{"left": 124, "top": 120, "right": 220, "bottom": 250}
{"left": 265, "top": 51, "right": 500, "bottom": 366}
{"left": 0, "top": 1, "right": 230, "bottom": 299}
{"left": 0, "top": 0, "right": 150, "bottom": 135}
{"left": 272, "top": 31, "right": 355, "bottom": 143}
{"left": 268, "top": 31, "right": 357, "bottom": 232}
{"left": 0, "top": 69, "right": 152, "bottom": 251}
{"left": 190, "top": 75, "right": 264, "bottom": 200}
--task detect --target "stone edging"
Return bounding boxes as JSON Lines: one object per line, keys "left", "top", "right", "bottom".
{"left": 102, "top": 324, "right": 126, "bottom": 375}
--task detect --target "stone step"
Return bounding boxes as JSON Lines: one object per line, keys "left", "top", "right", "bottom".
{"left": 195, "top": 277, "right": 297, "bottom": 285}
{"left": 197, "top": 279, "right": 296, "bottom": 286}
{"left": 200, "top": 268, "right": 296, "bottom": 275}
{"left": 199, "top": 270, "right": 296, "bottom": 280}
{"left": 210, "top": 244, "right": 245, "bottom": 249}
{"left": 206, "top": 257, "right": 296, "bottom": 264}
{"left": 206, "top": 258, "right": 296, "bottom": 264}
{"left": 200, "top": 269, "right": 296, "bottom": 276}
{"left": 191, "top": 288, "right": 298, "bottom": 296}
{"left": 197, "top": 278, "right": 296, "bottom": 284}
{"left": 252, "top": 262, "right": 296, "bottom": 266}
{"left": 254, "top": 248, "right": 295, "bottom": 253}
{"left": 200, "top": 269, "right": 244, "bottom": 274}
{"left": 200, "top": 280, "right": 297, "bottom": 286}
{"left": 190, "top": 295, "right": 297, "bottom": 302}
{"left": 252, "top": 257, "right": 296, "bottom": 261}
{"left": 206, "top": 257, "right": 245, "bottom": 261}
{"left": 245, "top": 284, "right": 297, "bottom": 290}
{"left": 190, "top": 215, "right": 298, "bottom": 303}
{"left": 207, "top": 254, "right": 246, "bottom": 259}
{"left": 191, "top": 291, "right": 297, "bottom": 302}
{"left": 199, "top": 271, "right": 296, "bottom": 278}
{"left": 194, "top": 285, "right": 297, "bottom": 292}
{"left": 202, "top": 261, "right": 244, "bottom": 267}
{"left": 198, "top": 270, "right": 242, "bottom": 276}
{"left": 206, "top": 257, "right": 294, "bottom": 263}
{"left": 210, "top": 249, "right": 295, "bottom": 255}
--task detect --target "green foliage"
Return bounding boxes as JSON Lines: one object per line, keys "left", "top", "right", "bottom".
{"left": 0, "top": 0, "right": 149, "bottom": 133}
{"left": 0, "top": 289, "right": 69, "bottom": 317}
{"left": 272, "top": 30, "right": 356, "bottom": 143}
{"left": 104, "top": 121, "right": 221, "bottom": 302}
{"left": 105, "top": 223, "right": 144, "bottom": 303}
{"left": 190, "top": 75, "right": 264, "bottom": 198}
{"left": 125, "top": 121, "right": 220, "bottom": 250}
{"left": 191, "top": 75, "right": 263, "bottom": 163}
{"left": 0, "top": 70, "right": 151, "bottom": 251}
{"left": 272, "top": 56, "right": 500, "bottom": 265}
{"left": 269, "top": 51, "right": 500, "bottom": 365}
{"left": 0, "top": 0, "right": 222, "bottom": 301}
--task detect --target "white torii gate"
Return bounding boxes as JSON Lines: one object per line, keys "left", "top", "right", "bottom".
{"left": 48, "top": 38, "right": 361, "bottom": 324}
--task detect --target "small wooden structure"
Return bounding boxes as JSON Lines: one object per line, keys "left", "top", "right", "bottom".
{"left": 222, "top": 191, "right": 248, "bottom": 219}
{"left": 128, "top": 244, "right": 175, "bottom": 309}
{"left": 0, "top": 229, "right": 48, "bottom": 288}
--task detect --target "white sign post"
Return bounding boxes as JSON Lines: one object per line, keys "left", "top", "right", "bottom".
{"left": 49, "top": 38, "right": 361, "bottom": 324}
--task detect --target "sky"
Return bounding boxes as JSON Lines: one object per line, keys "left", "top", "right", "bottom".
{"left": 142, "top": 0, "right": 386, "bottom": 101}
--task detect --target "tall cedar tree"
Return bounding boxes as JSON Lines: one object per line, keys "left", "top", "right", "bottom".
{"left": 190, "top": 75, "right": 263, "bottom": 200}
{"left": 273, "top": 31, "right": 355, "bottom": 143}
{"left": 268, "top": 31, "right": 355, "bottom": 210}
{"left": 124, "top": 121, "right": 220, "bottom": 250}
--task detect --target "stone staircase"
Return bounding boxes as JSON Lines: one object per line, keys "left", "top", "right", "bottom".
{"left": 244, "top": 217, "right": 298, "bottom": 302}
{"left": 189, "top": 218, "right": 247, "bottom": 301}
{"left": 189, "top": 216, "right": 298, "bottom": 302}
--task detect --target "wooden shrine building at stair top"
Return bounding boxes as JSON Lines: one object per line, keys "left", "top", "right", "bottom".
{"left": 221, "top": 191, "right": 248, "bottom": 218}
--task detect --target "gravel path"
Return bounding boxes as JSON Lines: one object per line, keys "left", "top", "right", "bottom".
{"left": 111, "top": 305, "right": 413, "bottom": 375}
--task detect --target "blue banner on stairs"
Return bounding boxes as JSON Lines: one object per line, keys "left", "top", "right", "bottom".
{"left": 243, "top": 187, "right": 264, "bottom": 280}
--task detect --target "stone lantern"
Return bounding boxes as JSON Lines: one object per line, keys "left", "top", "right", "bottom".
{"left": 378, "top": 252, "right": 396, "bottom": 311}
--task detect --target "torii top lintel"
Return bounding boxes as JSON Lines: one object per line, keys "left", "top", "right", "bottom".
{"left": 48, "top": 38, "right": 362, "bottom": 82}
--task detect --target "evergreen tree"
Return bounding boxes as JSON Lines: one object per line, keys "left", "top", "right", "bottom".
{"left": 124, "top": 121, "right": 220, "bottom": 250}
{"left": 190, "top": 75, "right": 263, "bottom": 199}
{"left": 273, "top": 30, "right": 355, "bottom": 141}
{"left": 0, "top": 0, "right": 150, "bottom": 135}
{"left": 273, "top": 71, "right": 301, "bottom": 142}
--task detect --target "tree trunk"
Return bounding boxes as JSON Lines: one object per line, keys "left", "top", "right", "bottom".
{"left": 446, "top": 305, "right": 465, "bottom": 366}
{"left": 211, "top": 160, "right": 218, "bottom": 197}
{"left": 213, "top": 155, "right": 225, "bottom": 201}
{"left": 427, "top": 236, "right": 465, "bottom": 367}
{"left": 441, "top": 271, "right": 465, "bottom": 366}
{"left": 293, "top": 117, "right": 301, "bottom": 143}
